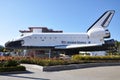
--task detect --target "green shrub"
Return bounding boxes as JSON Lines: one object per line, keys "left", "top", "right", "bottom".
{"left": 0, "top": 62, "right": 3, "bottom": 67}
{"left": 3, "top": 60, "right": 20, "bottom": 67}
{"left": 18, "top": 57, "right": 37, "bottom": 64}
{"left": 18, "top": 57, "right": 69, "bottom": 66}
{"left": 18, "top": 56, "right": 120, "bottom": 66}
{"left": 29, "top": 59, "right": 69, "bottom": 66}
{"left": 42, "top": 59, "right": 69, "bottom": 66}
{"left": 72, "top": 55, "right": 120, "bottom": 61}
{"left": 16, "top": 57, "right": 55, "bottom": 66}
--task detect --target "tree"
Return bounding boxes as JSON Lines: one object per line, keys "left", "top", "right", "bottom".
{"left": 106, "top": 40, "right": 120, "bottom": 55}
{"left": 0, "top": 45, "right": 4, "bottom": 52}
{"left": 116, "top": 41, "right": 120, "bottom": 54}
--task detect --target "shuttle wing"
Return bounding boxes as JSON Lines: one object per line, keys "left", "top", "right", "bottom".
{"left": 66, "top": 44, "right": 102, "bottom": 49}
{"left": 55, "top": 39, "right": 115, "bottom": 51}
{"left": 55, "top": 43, "right": 102, "bottom": 49}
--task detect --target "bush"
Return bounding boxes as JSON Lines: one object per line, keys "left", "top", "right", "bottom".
{"left": 0, "top": 58, "right": 26, "bottom": 72}
{"left": 0, "top": 62, "right": 3, "bottom": 67}
{"left": 3, "top": 60, "right": 20, "bottom": 67}
{"left": 39, "top": 59, "right": 69, "bottom": 66}
{"left": 12, "top": 56, "right": 120, "bottom": 66}
{"left": 1, "top": 56, "right": 120, "bottom": 67}
{"left": 19, "top": 57, "right": 69, "bottom": 66}
{"left": 71, "top": 55, "right": 120, "bottom": 63}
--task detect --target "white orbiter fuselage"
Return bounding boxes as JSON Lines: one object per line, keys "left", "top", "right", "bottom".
{"left": 5, "top": 10, "right": 115, "bottom": 54}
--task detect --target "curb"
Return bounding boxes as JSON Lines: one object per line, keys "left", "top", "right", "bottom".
{"left": 21, "top": 63, "right": 120, "bottom": 72}
{"left": 43, "top": 63, "right": 120, "bottom": 71}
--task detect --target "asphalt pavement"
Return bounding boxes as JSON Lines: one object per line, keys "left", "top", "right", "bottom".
{"left": 0, "top": 64, "right": 120, "bottom": 80}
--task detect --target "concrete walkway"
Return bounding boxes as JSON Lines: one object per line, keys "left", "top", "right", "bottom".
{"left": 0, "top": 64, "right": 120, "bottom": 80}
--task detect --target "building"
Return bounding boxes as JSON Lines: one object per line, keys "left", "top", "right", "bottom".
{"left": 19, "top": 27, "right": 63, "bottom": 36}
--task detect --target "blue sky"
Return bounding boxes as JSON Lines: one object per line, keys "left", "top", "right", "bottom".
{"left": 0, "top": 0, "right": 120, "bottom": 46}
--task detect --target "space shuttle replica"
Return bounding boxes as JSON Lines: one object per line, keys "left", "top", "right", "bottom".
{"left": 5, "top": 10, "right": 115, "bottom": 54}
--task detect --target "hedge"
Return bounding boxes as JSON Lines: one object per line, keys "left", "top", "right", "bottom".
{"left": 0, "top": 59, "right": 26, "bottom": 72}
{"left": 72, "top": 55, "right": 120, "bottom": 61}
{"left": 71, "top": 55, "right": 120, "bottom": 63}
{"left": 1, "top": 56, "right": 120, "bottom": 67}
{"left": 19, "top": 57, "right": 69, "bottom": 66}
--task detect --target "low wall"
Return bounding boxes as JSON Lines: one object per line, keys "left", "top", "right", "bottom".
{"left": 21, "top": 63, "right": 120, "bottom": 72}
{"left": 43, "top": 63, "right": 120, "bottom": 71}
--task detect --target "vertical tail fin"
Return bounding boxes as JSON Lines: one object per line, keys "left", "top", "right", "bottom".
{"left": 87, "top": 10, "right": 115, "bottom": 32}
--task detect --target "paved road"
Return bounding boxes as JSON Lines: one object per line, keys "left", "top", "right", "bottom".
{"left": 0, "top": 65, "right": 120, "bottom": 80}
